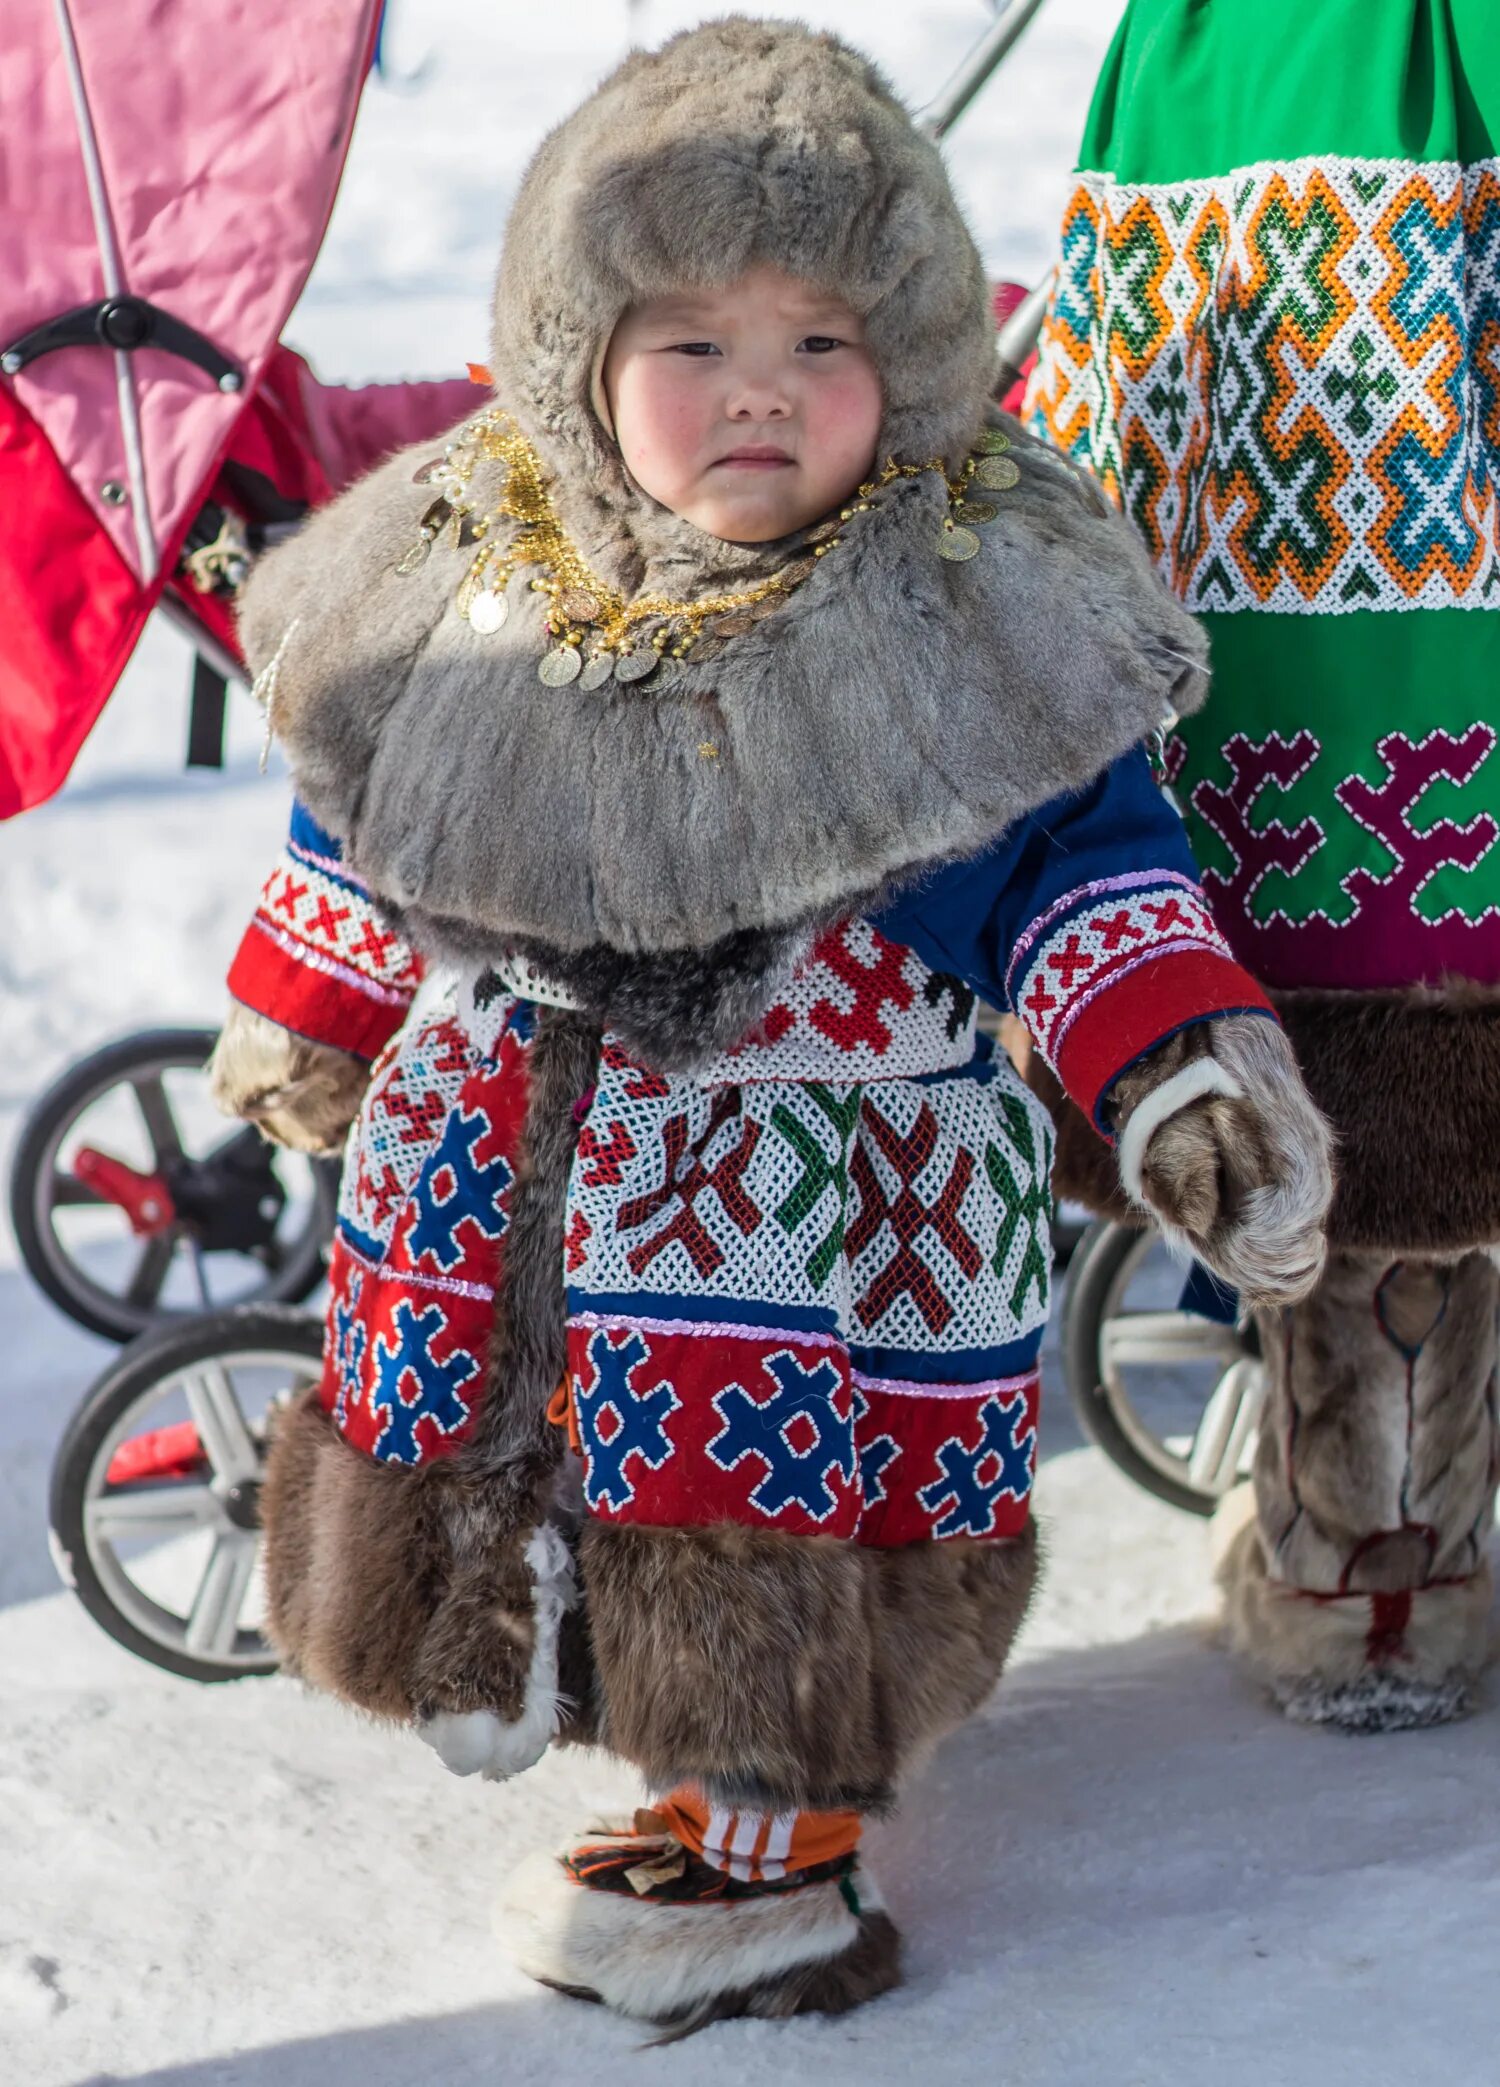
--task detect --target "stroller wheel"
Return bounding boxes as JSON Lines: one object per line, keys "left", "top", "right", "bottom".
{"left": 1061, "top": 1219, "right": 1265, "bottom": 1517}
{"left": 10, "top": 1029, "right": 337, "bottom": 1342}
{"left": 49, "top": 1306, "right": 323, "bottom": 1682}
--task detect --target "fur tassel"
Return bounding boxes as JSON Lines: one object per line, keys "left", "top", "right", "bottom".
{"left": 258, "top": 1006, "right": 604, "bottom": 1735}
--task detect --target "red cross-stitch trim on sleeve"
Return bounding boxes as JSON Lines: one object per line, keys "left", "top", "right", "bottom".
{"left": 1010, "top": 873, "right": 1274, "bottom": 1131}
{"left": 226, "top": 843, "right": 423, "bottom": 1061}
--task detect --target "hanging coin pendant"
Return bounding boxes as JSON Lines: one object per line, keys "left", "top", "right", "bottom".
{"left": 654, "top": 656, "right": 684, "bottom": 686}
{"left": 974, "top": 455, "right": 1021, "bottom": 491}
{"left": 976, "top": 428, "right": 1012, "bottom": 455}
{"left": 953, "top": 498, "right": 999, "bottom": 525}
{"left": 614, "top": 648, "right": 659, "bottom": 684}
{"left": 468, "top": 588, "right": 508, "bottom": 635}
{"left": 580, "top": 654, "right": 616, "bottom": 691}
{"left": 395, "top": 539, "right": 431, "bottom": 575}
{"left": 412, "top": 456, "right": 446, "bottom": 484}
{"left": 539, "top": 646, "right": 582, "bottom": 687}
{"left": 938, "top": 524, "right": 981, "bottom": 562}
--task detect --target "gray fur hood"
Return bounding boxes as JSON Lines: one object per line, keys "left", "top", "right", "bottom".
{"left": 239, "top": 19, "right": 1208, "bottom": 1033}
{"left": 245, "top": 415, "right": 1204, "bottom": 963}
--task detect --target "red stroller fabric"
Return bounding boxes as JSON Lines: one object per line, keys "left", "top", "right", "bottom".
{"left": 0, "top": 0, "right": 466, "bottom": 817}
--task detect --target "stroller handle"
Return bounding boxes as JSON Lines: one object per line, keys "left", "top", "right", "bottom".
{"left": 918, "top": 0, "right": 1050, "bottom": 139}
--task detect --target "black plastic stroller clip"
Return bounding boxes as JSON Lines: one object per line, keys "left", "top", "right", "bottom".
{"left": 1, "top": 295, "right": 243, "bottom": 393}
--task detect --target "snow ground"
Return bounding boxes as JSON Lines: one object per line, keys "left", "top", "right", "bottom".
{"left": 4, "top": 3, "right": 1499, "bottom": 2081}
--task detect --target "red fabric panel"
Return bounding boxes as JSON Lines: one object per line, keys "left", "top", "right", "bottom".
{"left": 227, "top": 922, "right": 413, "bottom": 1062}
{"left": 1053, "top": 947, "right": 1276, "bottom": 1133}
{"left": 0, "top": 386, "right": 157, "bottom": 817}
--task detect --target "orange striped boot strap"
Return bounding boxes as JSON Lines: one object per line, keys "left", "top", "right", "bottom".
{"left": 656, "top": 1786, "right": 863, "bottom": 1883}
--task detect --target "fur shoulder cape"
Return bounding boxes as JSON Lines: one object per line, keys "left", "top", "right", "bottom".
{"left": 243, "top": 414, "right": 1207, "bottom": 1009}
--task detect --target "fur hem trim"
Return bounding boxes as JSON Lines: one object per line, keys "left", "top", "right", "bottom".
{"left": 1274, "top": 982, "right": 1500, "bottom": 1252}
{"left": 260, "top": 1390, "right": 448, "bottom": 1720}
{"left": 495, "top": 1847, "right": 898, "bottom": 2025}
{"left": 1276, "top": 1672, "right": 1472, "bottom": 1734}
{"left": 581, "top": 1518, "right": 1038, "bottom": 1808}
{"left": 1215, "top": 1508, "right": 1493, "bottom": 1732}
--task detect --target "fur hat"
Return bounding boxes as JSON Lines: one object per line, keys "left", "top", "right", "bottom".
{"left": 491, "top": 18, "right": 996, "bottom": 575}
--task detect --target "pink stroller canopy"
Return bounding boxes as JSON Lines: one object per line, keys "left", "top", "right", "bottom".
{"left": 3, "top": 0, "right": 381, "bottom": 583}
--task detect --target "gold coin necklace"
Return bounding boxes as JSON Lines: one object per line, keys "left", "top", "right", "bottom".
{"left": 397, "top": 409, "right": 1021, "bottom": 685}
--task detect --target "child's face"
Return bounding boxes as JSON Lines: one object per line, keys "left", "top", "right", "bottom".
{"left": 601, "top": 266, "right": 883, "bottom": 542}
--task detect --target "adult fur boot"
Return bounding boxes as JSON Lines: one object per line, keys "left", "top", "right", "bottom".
{"left": 1216, "top": 1250, "right": 1499, "bottom": 1732}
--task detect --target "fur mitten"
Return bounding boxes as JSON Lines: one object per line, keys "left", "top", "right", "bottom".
{"left": 208, "top": 1001, "right": 369, "bottom": 1155}
{"left": 1106, "top": 1017, "right": 1334, "bottom": 1307}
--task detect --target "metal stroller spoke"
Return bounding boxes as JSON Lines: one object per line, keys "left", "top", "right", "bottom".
{"left": 85, "top": 1483, "right": 221, "bottom": 1543}
{"left": 125, "top": 1235, "right": 176, "bottom": 1310}
{"left": 1099, "top": 1310, "right": 1244, "bottom": 1372}
{"left": 183, "top": 1364, "right": 260, "bottom": 1484}
{"left": 184, "top": 1536, "right": 260, "bottom": 1659}
{"left": 132, "top": 1073, "right": 186, "bottom": 1165}
{"left": 1184, "top": 1357, "right": 1264, "bottom": 1495}
{"left": 51, "top": 1170, "right": 106, "bottom": 1208}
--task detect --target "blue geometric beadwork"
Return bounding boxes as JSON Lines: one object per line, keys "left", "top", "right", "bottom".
{"left": 575, "top": 1327, "right": 680, "bottom": 1513}
{"left": 404, "top": 1103, "right": 513, "bottom": 1274}
{"left": 331, "top": 1268, "right": 367, "bottom": 1431}
{"left": 917, "top": 1393, "right": 1034, "bottom": 1538}
{"left": 708, "top": 1350, "right": 855, "bottom": 1523}
{"left": 850, "top": 1384, "right": 900, "bottom": 1507}
{"left": 369, "top": 1298, "right": 480, "bottom": 1465}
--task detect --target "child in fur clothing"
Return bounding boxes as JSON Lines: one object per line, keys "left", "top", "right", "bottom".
{"left": 213, "top": 19, "right": 1334, "bottom": 2032}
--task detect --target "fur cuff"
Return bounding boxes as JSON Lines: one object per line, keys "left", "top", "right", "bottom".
{"left": 496, "top": 1846, "right": 898, "bottom": 2027}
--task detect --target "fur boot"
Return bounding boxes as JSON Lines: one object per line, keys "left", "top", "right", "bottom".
{"left": 496, "top": 1824, "right": 898, "bottom": 2032}
{"left": 1216, "top": 1250, "right": 1500, "bottom": 1731}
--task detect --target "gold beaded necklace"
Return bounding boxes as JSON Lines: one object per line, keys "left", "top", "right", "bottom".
{"left": 395, "top": 407, "right": 1019, "bottom": 689}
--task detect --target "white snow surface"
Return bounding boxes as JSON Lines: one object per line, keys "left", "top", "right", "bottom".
{"left": 4, "top": 4, "right": 1499, "bottom": 2080}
